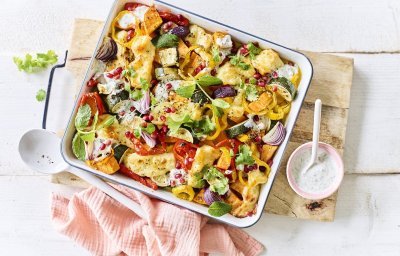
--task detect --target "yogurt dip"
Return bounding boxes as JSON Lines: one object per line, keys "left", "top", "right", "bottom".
{"left": 286, "top": 142, "right": 344, "bottom": 200}
{"left": 291, "top": 148, "right": 337, "bottom": 193}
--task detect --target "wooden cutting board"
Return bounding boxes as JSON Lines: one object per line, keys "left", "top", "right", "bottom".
{"left": 51, "top": 19, "right": 353, "bottom": 222}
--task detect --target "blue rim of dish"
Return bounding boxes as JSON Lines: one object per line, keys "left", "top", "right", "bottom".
{"left": 60, "top": 0, "right": 314, "bottom": 228}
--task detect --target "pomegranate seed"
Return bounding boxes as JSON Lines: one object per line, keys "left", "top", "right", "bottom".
{"left": 257, "top": 80, "right": 266, "bottom": 87}
{"left": 106, "top": 73, "right": 114, "bottom": 78}
{"left": 166, "top": 83, "right": 172, "bottom": 90}
{"left": 175, "top": 162, "right": 182, "bottom": 169}
{"left": 245, "top": 78, "right": 249, "bottom": 83}
{"left": 254, "top": 136, "right": 261, "bottom": 143}
{"left": 253, "top": 115, "right": 260, "bottom": 122}
{"left": 165, "top": 107, "right": 171, "bottom": 113}
{"left": 179, "top": 178, "right": 185, "bottom": 184}
{"left": 105, "top": 140, "right": 112, "bottom": 146}
{"left": 170, "top": 107, "right": 176, "bottom": 113}
{"left": 272, "top": 71, "right": 278, "bottom": 78}
{"left": 171, "top": 181, "right": 176, "bottom": 187}
{"left": 130, "top": 106, "right": 135, "bottom": 112}
{"left": 148, "top": 115, "right": 154, "bottom": 121}
{"left": 141, "top": 122, "right": 148, "bottom": 128}
{"left": 99, "top": 143, "right": 106, "bottom": 150}
{"left": 113, "top": 67, "right": 123, "bottom": 76}
{"left": 151, "top": 79, "right": 158, "bottom": 86}
{"left": 162, "top": 125, "right": 168, "bottom": 133}
{"left": 240, "top": 48, "right": 248, "bottom": 55}
{"left": 143, "top": 115, "right": 150, "bottom": 122}
{"left": 244, "top": 165, "right": 250, "bottom": 173}
{"left": 119, "top": 111, "right": 125, "bottom": 116}
{"left": 174, "top": 173, "right": 182, "bottom": 179}
{"left": 126, "top": 30, "right": 135, "bottom": 41}
{"left": 160, "top": 115, "right": 166, "bottom": 122}
{"left": 273, "top": 85, "right": 278, "bottom": 92}
{"left": 253, "top": 73, "right": 261, "bottom": 79}
{"left": 125, "top": 131, "right": 132, "bottom": 138}
{"left": 210, "top": 69, "right": 217, "bottom": 76}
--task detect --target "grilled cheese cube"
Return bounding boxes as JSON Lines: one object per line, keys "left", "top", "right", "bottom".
{"left": 185, "top": 25, "right": 213, "bottom": 51}
{"left": 251, "top": 49, "right": 284, "bottom": 75}
{"left": 159, "top": 47, "right": 178, "bottom": 67}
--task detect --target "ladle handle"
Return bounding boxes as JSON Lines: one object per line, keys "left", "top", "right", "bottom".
{"left": 68, "top": 167, "right": 147, "bottom": 220}
{"left": 42, "top": 51, "right": 68, "bottom": 130}
{"left": 310, "top": 99, "right": 322, "bottom": 163}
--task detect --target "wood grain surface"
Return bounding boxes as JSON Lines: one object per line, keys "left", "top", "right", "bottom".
{"left": 51, "top": 19, "right": 354, "bottom": 221}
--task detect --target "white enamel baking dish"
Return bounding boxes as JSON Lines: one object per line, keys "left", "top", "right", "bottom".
{"left": 61, "top": 0, "right": 313, "bottom": 228}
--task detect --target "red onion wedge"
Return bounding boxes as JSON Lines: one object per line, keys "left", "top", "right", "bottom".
{"left": 132, "top": 91, "right": 150, "bottom": 115}
{"left": 141, "top": 132, "right": 156, "bottom": 148}
{"left": 262, "top": 121, "right": 286, "bottom": 146}
{"left": 204, "top": 187, "right": 222, "bottom": 205}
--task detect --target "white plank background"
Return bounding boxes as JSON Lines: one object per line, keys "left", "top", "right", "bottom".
{"left": 1, "top": 0, "right": 400, "bottom": 255}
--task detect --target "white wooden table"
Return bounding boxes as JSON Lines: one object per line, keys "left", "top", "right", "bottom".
{"left": 1, "top": 0, "right": 400, "bottom": 255}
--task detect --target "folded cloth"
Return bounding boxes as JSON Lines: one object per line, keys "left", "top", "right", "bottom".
{"left": 51, "top": 185, "right": 264, "bottom": 256}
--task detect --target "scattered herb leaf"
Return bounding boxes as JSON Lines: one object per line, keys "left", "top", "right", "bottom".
{"left": 36, "top": 89, "right": 46, "bottom": 102}
{"left": 152, "top": 34, "right": 179, "bottom": 48}
{"left": 208, "top": 201, "right": 232, "bottom": 217}
{"left": 13, "top": 50, "right": 58, "bottom": 73}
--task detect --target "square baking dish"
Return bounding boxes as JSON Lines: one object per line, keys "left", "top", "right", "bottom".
{"left": 61, "top": 0, "right": 313, "bottom": 228}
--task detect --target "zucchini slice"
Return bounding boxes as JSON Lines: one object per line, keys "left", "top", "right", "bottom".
{"left": 191, "top": 89, "right": 210, "bottom": 105}
{"left": 225, "top": 120, "right": 250, "bottom": 138}
{"left": 113, "top": 144, "right": 129, "bottom": 163}
{"left": 103, "top": 90, "right": 129, "bottom": 111}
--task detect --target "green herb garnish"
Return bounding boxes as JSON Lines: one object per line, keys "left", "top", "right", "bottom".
{"left": 122, "top": 67, "right": 137, "bottom": 78}
{"left": 247, "top": 42, "right": 262, "bottom": 59}
{"left": 13, "top": 50, "right": 58, "bottom": 73}
{"left": 235, "top": 144, "right": 255, "bottom": 166}
{"left": 175, "top": 82, "right": 196, "bottom": 98}
{"left": 72, "top": 133, "right": 86, "bottom": 161}
{"left": 229, "top": 55, "right": 250, "bottom": 70}
{"left": 245, "top": 84, "right": 259, "bottom": 102}
{"left": 208, "top": 202, "right": 232, "bottom": 217}
{"left": 167, "top": 114, "right": 191, "bottom": 133}
{"left": 75, "top": 104, "right": 92, "bottom": 130}
{"left": 211, "top": 46, "right": 221, "bottom": 63}
{"left": 36, "top": 89, "right": 46, "bottom": 102}
{"left": 204, "top": 166, "right": 229, "bottom": 195}
{"left": 152, "top": 34, "right": 179, "bottom": 48}
{"left": 134, "top": 123, "right": 156, "bottom": 138}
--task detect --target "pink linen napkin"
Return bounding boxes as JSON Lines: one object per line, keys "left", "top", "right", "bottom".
{"left": 50, "top": 185, "right": 264, "bottom": 256}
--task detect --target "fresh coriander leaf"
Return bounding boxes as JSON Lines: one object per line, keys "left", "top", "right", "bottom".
{"left": 184, "top": 116, "right": 215, "bottom": 138}
{"left": 208, "top": 201, "right": 232, "bottom": 217}
{"left": 212, "top": 99, "right": 230, "bottom": 109}
{"left": 235, "top": 144, "right": 255, "bottom": 166}
{"left": 142, "top": 123, "right": 156, "bottom": 134}
{"left": 197, "top": 75, "right": 223, "bottom": 86}
{"left": 72, "top": 133, "right": 86, "bottom": 161}
{"left": 140, "top": 78, "right": 150, "bottom": 91}
{"left": 204, "top": 166, "right": 229, "bottom": 195}
{"left": 75, "top": 104, "right": 92, "bottom": 130}
{"left": 36, "top": 89, "right": 46, "bottom": 102}
{"left": 247, "top": 42, "right": 262, "bottom": 59}
{"left": 150, "top": 93, "right": 158, "bottom": 106}
{"left": 123, "top": 67, "right": 137, "bottom": 78}
{"left": 152, "top": 34, "right": 179, "bottom": 48}
{"left": 175, "top": 83, "right": 196, "bottom": 98}
{"left": 13, "top": 50, "right": 58, "bottom": 73}
{"left": 237, "top": 62, "right": 250, "bottom": 70}
{"left": 211, "top": 46, "right": 221, "bottom": 63}
{"left": 229, "top": 55, "right": 250, "bottom": 70}
{"left": 249, "top": 77, "right": 257, "bottom": 85}
{"left": 167, "top": 114, "right": 191, "bottom": 133}
{"left": 245, "top": 84, "right": 259, "bottom": 102}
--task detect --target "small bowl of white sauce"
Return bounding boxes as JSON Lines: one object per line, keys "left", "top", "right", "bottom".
{"left": 286, "top": 142, "right": 344, "bottom": 200}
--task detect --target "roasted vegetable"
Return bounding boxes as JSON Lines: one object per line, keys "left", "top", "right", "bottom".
{"left": 95, "top": 37, "right": 117, "bottom": 62}
{"left": 225, "top": 121, "right": 250, "bottom": 138}
{"left": 213, "top": 86, "right": 236, "bottom": 98}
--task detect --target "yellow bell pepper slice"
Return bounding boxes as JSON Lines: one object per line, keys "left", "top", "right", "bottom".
{"left": 172, "top": 185, "right": 195, "bottom": 201}
{"left": 204, "top": 104, "right": 228, "bottom": 140}
{"left": 267, "top": 105, "right": 284, "bottom": 120}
